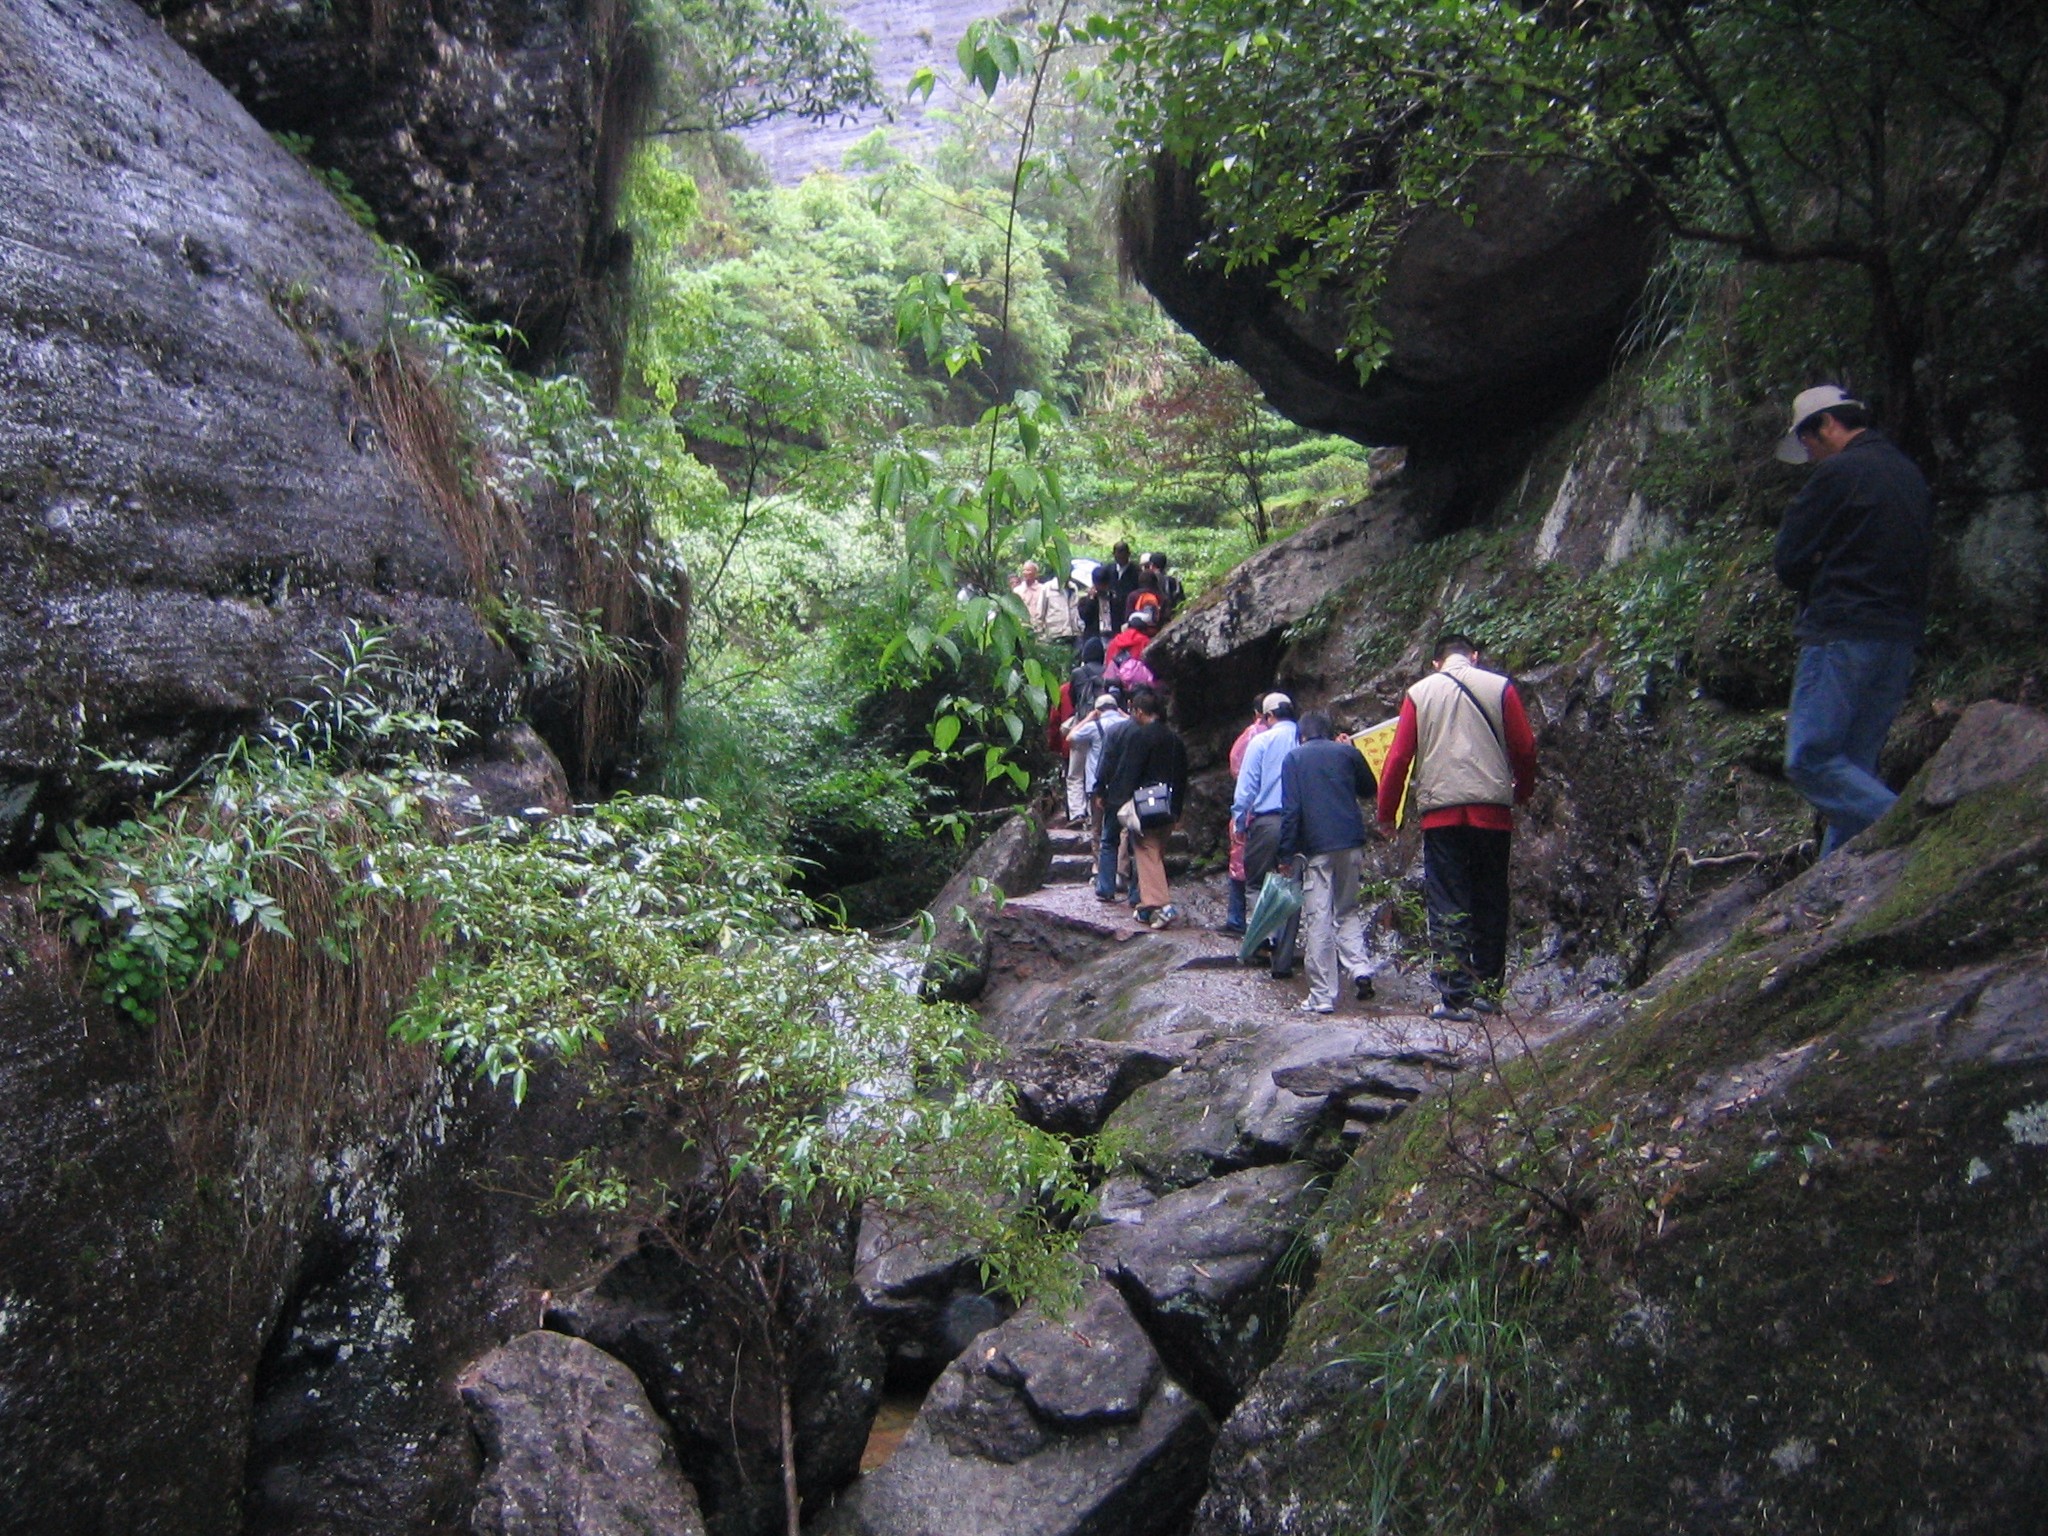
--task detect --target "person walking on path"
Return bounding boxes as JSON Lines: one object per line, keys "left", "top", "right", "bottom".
{"left": 1074, "top": 564, "right": 1124, "bottom": 652}
{"left": 1010, "top": 561, "right": 1067, "bottom": 640}
{"left": 1106, "top": 541, "right": 1144, "bottom": 605}
{"left": 1232, "top": 693, "right": 1301, "bottom": 977}
{"left": 1278, "top": 711, "right": 1383, "bottom": 1014}
{"left": 1377, "top": 637, "right": 1538, "bottom": 1021}
{"left": 1143, "top": 553, "right": 1185, "bottom": 621}
{"left": 1772, "top": 385, "right": 1935, "bottom": 857}
{"left": 1096, "top": 686, "right": 1189, "bottom": 929}
{"left": 1218, "top": 696, "right": 1269, "bottom": 935}
{"left": 1074, "top": 691, "right": 1132, "bottom": 903}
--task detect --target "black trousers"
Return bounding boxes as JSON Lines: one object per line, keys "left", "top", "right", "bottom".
{"left": 1242, "top": 812, "right": 1300, "bottom": 977}
{"left": 1422, "top": 825, "right": 1512, "bottom": 1004}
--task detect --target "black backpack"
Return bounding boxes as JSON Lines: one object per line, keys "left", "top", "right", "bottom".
{"left": 1070, "top": 659, "right": 1106, "bottom": 707}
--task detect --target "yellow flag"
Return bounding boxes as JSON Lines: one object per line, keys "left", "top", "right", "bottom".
{"left": 1351, "top": 716, "right": 1409, "bottom": 826}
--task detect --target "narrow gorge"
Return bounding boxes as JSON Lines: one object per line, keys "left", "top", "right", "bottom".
{"left": 3, "top": 1, "right": 2045, "bottom": 1534}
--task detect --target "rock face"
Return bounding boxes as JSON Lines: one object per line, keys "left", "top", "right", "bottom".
{"left": 462, "top": 1330, "right": 708, "bottom": 1536}
{"left": 1191, "top": 701, "right": 2048, "bottom": 1536}
{"left": 822, "top": 1282, "right": 1216, "bottom": 1536}
{"left": 0, "top": 0, "right": 523, "bottom": 855}
{"left": 922, "top": 813, "right": 1052, "bottom": 1002}
{"left": 855, "top": 1207, "right": 1009, "bottom": 1390}
{"left": 149, "top": 0, "right": 644, "bottom": 382}
{"left": 1145, "top": 487, "right": 1422, "bottom": 744}
{"left": 1123, "top": 157, "right": 1659, "bottom": 456}
{"left": 546, "top": 1241, "right": 884, "bottom": 1536}
{"left": 1083, "top": 1164, "right": 1327, "bottom": 1412}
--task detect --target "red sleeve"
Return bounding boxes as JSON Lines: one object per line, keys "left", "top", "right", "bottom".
{"left": 1502, "top": 684, "right": 1537, "bottom": 804}
{"left": 1377, "top": 698, "right": 1418, "bottom": 823}
{"left": 1049, "top": 683, "right": 1072, "bottom": 755}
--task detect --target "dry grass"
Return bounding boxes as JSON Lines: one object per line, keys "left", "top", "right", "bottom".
{"left": 362, "top": 344, "right": 533, "bottom": 598}
{"left": 153, "top": 827, "right": 440, "bottom": 1243}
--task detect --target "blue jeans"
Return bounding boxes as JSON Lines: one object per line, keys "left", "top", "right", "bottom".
{"left": 1096, "top": 810, "right": 1131, "bottom": 900}
{"left": 1785, "top": 638, "right": 1916, "bottom": 857}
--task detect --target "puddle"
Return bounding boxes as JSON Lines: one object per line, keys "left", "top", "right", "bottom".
{"left": 859, "top": 1392, "right": 925, "bottom": 1472}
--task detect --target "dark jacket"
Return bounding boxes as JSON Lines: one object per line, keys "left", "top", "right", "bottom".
{"left": 1075, "top": 587, "right": 1125, "bottom": 644}
{"left": 1098, "top": 718, "right": 1189, "bottom": 820}
{"left": 1278, "top": 738, "right": 1378, "bottom": 859}
{"left": 1773, "top": 431, "right": 1934, "bottom": 644}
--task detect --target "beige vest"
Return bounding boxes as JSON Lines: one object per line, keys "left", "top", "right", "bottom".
{"left": 1406, "top": 656, "right": 1513, "bottom": 813}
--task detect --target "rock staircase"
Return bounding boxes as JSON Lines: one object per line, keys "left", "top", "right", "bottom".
{"left": 1044, "top": 822, "right": 1193, "bottom": 885}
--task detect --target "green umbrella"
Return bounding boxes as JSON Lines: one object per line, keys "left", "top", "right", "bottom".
{"left": 1238, "top": 870, "right": 1302, "bottom": 963}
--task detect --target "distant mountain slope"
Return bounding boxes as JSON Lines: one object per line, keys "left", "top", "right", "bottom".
{"left": 739, "top": 0, "right": 1006, "bottom": 182}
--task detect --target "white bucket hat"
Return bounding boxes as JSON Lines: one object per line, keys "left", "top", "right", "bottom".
{"left": 1775, "top": 384, "right": 1864, "bottom": 463}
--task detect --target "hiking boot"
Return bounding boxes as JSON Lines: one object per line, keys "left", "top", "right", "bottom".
{"left": 1150, "top": 905, "right": 1179, "bottom": 930}
{"left": 1354, "top": 973, "right": 1375, "bottom": 1002}
{"left": 1215, "top": 921, "right": 1247, "bottom": 937}
{"left": 1429, "top": 1003, "right": 1474, "bottom": 1023}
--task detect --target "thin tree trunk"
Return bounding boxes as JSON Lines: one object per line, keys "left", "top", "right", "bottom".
{"left": 779, "top": 1371, "right": 800, "bottom": 1536}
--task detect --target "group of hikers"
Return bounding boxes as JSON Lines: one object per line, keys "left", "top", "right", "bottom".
{"left": 1030, "top": 382, "right": 1934, "bottom": 1022}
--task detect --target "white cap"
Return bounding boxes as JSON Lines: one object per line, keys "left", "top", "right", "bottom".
{"left": 1775, "top": 385, "right": 1864, "bottom": 463}
{"left": 1262, "top": 692, "right": 1292, "bottom": 715}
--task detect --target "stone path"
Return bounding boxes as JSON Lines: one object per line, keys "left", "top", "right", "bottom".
{"left": 824, "top": 817, "right": 1497, "bottom": 1536}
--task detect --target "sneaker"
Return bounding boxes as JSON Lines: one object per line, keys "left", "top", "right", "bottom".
{"left": 1133, "top": 907, "right": 1157, "bottom": 926}
{"left": 1149, "top": 905, "right": 1179, "bottom": 931}
{"left": 1429, "top": 1003, "right": 1475, "bottom": 1023}
{"left": 1094, "top": 891, "right": 1120, "bottom": 904}
{"left": 1269, "top": 969, "right": 1296, "bottom": 982}
{"left": 1216, "top": 922, "right": 1247, "bottom": 937}
{"left": 1354, "top": 973, "right": 1375, "bottom": 1002}
{"left": 1470, "top": 995, "right": 1503, "bottom": 1015}
{"left": 1297, "top": 1000, "right": 1334, "bottom": 1015}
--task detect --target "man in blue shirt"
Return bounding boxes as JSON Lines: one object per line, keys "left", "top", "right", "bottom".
{"left": 1772, "top": 385, "right": 1935, "bottom": 856}
{"left": 1231, "top": 693, "right": 1300, "bottom": 977}
{"left": 1278, "top": 711, "right": 1382, "bottom": 1013}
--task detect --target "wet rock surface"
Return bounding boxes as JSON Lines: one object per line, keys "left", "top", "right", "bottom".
{"left": 1083, "top": 1164, "right": 1327, "bottom": 1411}
{"left": 0, "top": 0, "right": 523, "bottom": 852}
{"left": 821, "top": 1283, "right": 1214, "bottom": 1536}
{"left": 463, "top": 1330, "right": 708, "bottom": 1536}
{"left": 546, "top": 1240, "right": 883, "bottom": 1536}
{"left": 1003, "top": 1038, "right": 1191, "bottom": 1137}
{"left": 921, "top": 812, "right": 1053, "bottom": 1002}
{"left": 856, "top": 1207, "right": 1009, "bottom": 1390}
{"left": 149, "top": 0, "right": 639, "bottom": 380}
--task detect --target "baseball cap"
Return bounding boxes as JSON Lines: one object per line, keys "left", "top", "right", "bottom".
{"left": 1262, "top": 692, "right": 1291, "bottom": 714}
{"left": 1775, "top": 385, "right": 1864, "bottom": 463}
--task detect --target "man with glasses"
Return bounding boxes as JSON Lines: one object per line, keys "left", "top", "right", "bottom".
{"left": 1772, "top": 385, "right": 1935, "bottom": 857}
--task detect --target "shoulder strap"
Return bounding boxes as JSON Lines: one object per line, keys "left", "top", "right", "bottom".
{"left": 1441, "top": 670, "right": 1507, "bottom": 756}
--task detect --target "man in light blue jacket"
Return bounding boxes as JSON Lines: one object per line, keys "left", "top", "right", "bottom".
{"left": 1231, "top": 693, "right": 1300, "bottom": 977}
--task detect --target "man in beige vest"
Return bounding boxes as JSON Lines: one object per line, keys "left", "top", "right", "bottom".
{"left": 1376, "top": 635, "right": 1539, "bottom": 1020}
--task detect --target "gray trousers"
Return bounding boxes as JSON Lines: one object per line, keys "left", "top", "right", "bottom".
{"left": 1301, "top": 845, "right": 1375, "bottom": 1009}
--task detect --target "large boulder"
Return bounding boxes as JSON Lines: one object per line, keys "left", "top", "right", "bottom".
{"left": 1083, "top": 1164, "right": 1328, "bottom": 1412}
{"left": 822, "top": 1282, "right": 1216, "bottom": 1536}
{"left": 462, "top": 1330, "right": 708, "bottom": 1536}
{"left": 922, "top": 813, "right": 1052, "bottom": 1002}
{"left": 1100, "top": 1022, "right": 1455, "bottom": 1192}
{"left": 1123, "top": 157, "right": 1659, "bottom": 456}
{"left": 0, "top": 0, "right": 523, "bottom": 856}
{"left": 546, "top": 1239, "right": 884, "bottom": 1536}
{"left": 1145, "top": 489, "right": 1422, "bottom": 742}
{"left": 147, "top": 0, "right": 644, "bottom": 382}
{"left": 855, "top": 1207, "right": 1009, "bottom": 1390}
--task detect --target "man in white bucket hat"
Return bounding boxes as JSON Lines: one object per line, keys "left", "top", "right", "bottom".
{"left": 1771, "top": 385, "right": 1934, "bottom": 856}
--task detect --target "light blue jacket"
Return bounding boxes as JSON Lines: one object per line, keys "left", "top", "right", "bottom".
{"left": 1231, "top": 720, "right": 1298, "bottom": 826}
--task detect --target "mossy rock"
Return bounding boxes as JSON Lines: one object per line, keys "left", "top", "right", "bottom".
{"left": 1192, "top": 702, "right": 2048, "bottom": 1535}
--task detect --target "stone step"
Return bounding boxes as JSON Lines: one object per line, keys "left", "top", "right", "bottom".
{"left": 1046, "top": 825, "right": 1192, "bottom": 855}
{"left": 1047, "top": 853, "right": 1191, "bottom": 883}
